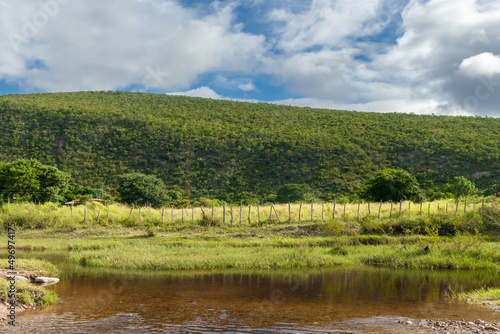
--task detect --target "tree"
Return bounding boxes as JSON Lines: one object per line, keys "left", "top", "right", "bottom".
{"left": 489, "top": 182, "right": 500, "bottom": 197}
{"left": 360, "top": 168, "right": 424, "bottom": 202}
{"left": 117, "top": 173, "right": 170, "bottom": 207}
{"left": 0, "top": 159, "right": 70, "bottom": 203}
{"left": 444, "top": 176, "right": 477, "bottom": 199}
{"left": 276, "top": 183, "right": 311, "bottom": 203}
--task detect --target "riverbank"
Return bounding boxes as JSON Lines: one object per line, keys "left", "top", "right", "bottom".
{"left": 0, "top": 259, "right": 58, "bottom": 323}
{"left": 3, "top": 224, "right": 500, "bottom": 271}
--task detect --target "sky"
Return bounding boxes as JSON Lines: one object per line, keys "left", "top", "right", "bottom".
{"left": 1, "top": 0, "right": 500, "bottom": 116}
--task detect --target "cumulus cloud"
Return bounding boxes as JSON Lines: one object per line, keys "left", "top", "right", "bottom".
{"left": 1, "top": 0, "right": 500, "bottom": 116}
{"left": 238, "top": 81, "right": 256, "bottom": 91}
{"left": 0, "top": 0, "right": 266, "bottom": 91}
{"left": 458, "top": 53, "right": 500, "bottom": 79}
{"left": 167, "top": 86, "right": 224, "bottom": 99}
{"left": 269, "top": 0, "right": 382, "bottom": 52}
{"left": 372, "top": 0, "right": 500, "bottom": 115}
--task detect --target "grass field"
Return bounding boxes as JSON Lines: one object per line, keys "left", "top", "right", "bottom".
{"left": 0, "top": 198, "right": 499, "bottom": 272}
{"left": 1, "top": 197, "right": 499, "bottom": 231}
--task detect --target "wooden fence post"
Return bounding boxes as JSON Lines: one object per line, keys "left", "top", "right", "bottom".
{"left": 399, "top": 200, "right": 402, "bottom": 215}
{"left": 390, "top": 202, "right": 393, "bottom": 218}
{"left": 464, "top": 200, "right": 467, "bottom": 214}
{"left": 248, "top": 204, "right": 251, "bottom": 224}
{"left": 257, "top": 201, "right": 260, "bottom": 223}
{"left": 84, "top": 208, "right": 87, "bottom": 222}
{"left": 378, "top": 200, "right": 382, "bottom": 219}
{"left": 408, "top": 202, "right": 411, "bottom": 216}
{"left": 230, "top": 205, "right": 234, "bottom": 225}
{"left": 129, "top": 204, "right": 134, "bottom": 218}
{"left": 343, "top": 203, "right": 346, "bottom": 221}
{"left": 481, "top": 199, "right": 484, "bottom": 216}
{"left": 171, "top": 207, "right": 174, "bottom": 222}
{"left": 273, "top": 204, "right": 281, "bottom": 223}
{"left": 201, "top": 206, "right": 205, "bottom": 217}
{"left": 311, "top": 200, "right": 314, "bottom": 221}
{"left": 368, "top": 202, "right": 371, "bottom": 215}
{"left": 299, "top": 201, "right": 302, "bottom": 222}
{"left": 161, "top": 208, "right": 164, "bottom": 223}
{"left": 455, "top": 200, "right": 459, "bottom": 216}
{"left": 322, "top": 201, "right": 324, "bottom": 221}
{"left": 357, "top": 202, "right": 360, "bottom": 219}
{"left": 223, "top": 202, "right": 226, "bottom": 224}
{"left": 270, "top": 204, "right": 273, "bottom": 221}
{"left": 333, "top": 198, "right": 336, "bottom": 220}
{"left": 288, "top": 202, "right": 291, "bottom": 220}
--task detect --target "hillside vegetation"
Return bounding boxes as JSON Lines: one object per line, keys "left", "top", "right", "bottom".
{"left": 0, "top": 91, "right": 499, "bottom": 202}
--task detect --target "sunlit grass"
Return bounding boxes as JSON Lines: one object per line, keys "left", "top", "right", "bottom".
{"left": 2, "top": 197, "right": 499, "bottom": 231}
{"left": 458, "top": 287, "right": 500, "bottom": 308}
{"left": 0, "top": 279, "right": 57, "bottom": 307}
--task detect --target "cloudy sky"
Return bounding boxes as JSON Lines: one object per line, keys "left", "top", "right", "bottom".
{"left": 1, "top": 0, "right": 500, "bottom": 116}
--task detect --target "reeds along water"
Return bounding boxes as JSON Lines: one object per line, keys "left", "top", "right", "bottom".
{"left": 1, "top": 198, "right": 498, "bottom": 230}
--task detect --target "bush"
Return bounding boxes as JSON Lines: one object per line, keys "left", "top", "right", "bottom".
{"left": 117, "top": 173, "right": 171, "bottom": 208}
{"left": 276, "top": 184, "right": 311, "bottom": 203}
{"left": 444, "top": 176, "right": 477, "bottom": 199}
{"left": 360, "top": 168, "right": 425, "bottom": 203}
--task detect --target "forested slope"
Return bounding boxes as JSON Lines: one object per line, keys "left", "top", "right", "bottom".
{"left": 0, "top": 91, "right": 499, "bottom": 201}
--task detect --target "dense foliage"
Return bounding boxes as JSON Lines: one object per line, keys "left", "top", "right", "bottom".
{"left": 117, "top": 172, "right": 171, "bottom": 207}
{"left": 0, "top": 159, "right": 70, "bottom": 203}
{"left": 360, "top": 168, "right": 424, "bottom": 202}
{"left": 276, "top": 184, "right": 311, "bottom": 203}
{"left": 444, "top": 176, "right": 477, "bottom": 199}
{"left": 0, "top": 91, "right": 499, "bottom": 203}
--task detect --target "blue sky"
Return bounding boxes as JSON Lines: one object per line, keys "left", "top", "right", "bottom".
{"left": 1, "top": 0, "right": 500, "bottom": 116}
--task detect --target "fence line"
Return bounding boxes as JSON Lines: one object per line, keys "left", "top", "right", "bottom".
{"left": 1, "top": 199, "right": 498, "bottom": 226}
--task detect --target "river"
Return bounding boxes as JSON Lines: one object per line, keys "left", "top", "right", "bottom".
{"left": 8, "top": 252, "right": 500, "bottom": 333}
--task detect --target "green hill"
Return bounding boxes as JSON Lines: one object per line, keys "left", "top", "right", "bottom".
{"left": 0, "top": 91, "right": 499, "bottom": 202}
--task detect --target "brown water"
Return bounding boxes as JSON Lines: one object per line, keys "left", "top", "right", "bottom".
{"left": 6, "top": 253, "right": 500, "bottom": 333}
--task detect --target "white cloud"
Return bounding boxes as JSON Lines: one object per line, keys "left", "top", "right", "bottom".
{"left": 1, "top": 0, "right": 500, "bottom": 116}
{"left": 269, "top": 0, "right": 382, "bottom": 52}
{"left": 238, "top": 81, "right": 256, "bottom": 91}
{"left": 268, "top": 0, "right": 500, "bottom": 115}
{"left": 167, "top": 86, "right": 223, "bottom": 99}
{"left": 0, "top": 0, "right": 266, "bottom": 91}
{"left": 372, "top": 0, "right": 500, "bottom": 115}
{"left": 458, "top": 52, "right": 500, "bottom": 79}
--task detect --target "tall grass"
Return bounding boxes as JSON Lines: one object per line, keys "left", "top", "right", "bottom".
{"left": 2, "top": 198, "right": 499, "bottom": 234}
{"left": 67, "top": 238, "right": 500, "bottom": 271}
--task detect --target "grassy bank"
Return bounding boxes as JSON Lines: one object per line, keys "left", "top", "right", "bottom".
{"left": 66, "top": 236, "right": 500, "bottom": 271}
{"left": 1, "top": 199, "right": 500, "bottom": 272}
{"left": 0, "top": 259, "right": 58, "bottom": 308}
{"left": 0, "top": 279, "right": 57, "bottom": 307}
{"left": 458, "top": 287, "right": 500, "bottom": 310}
{"left": 2, "top": 224, "right": 499, "bottom": 271}
{"left": 0, "top": 259, "right": 59, "bottom": 277}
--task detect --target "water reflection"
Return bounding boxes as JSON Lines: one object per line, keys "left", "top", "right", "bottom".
{"left": 7, "top": 252, "right": 500, "bottom": 333}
